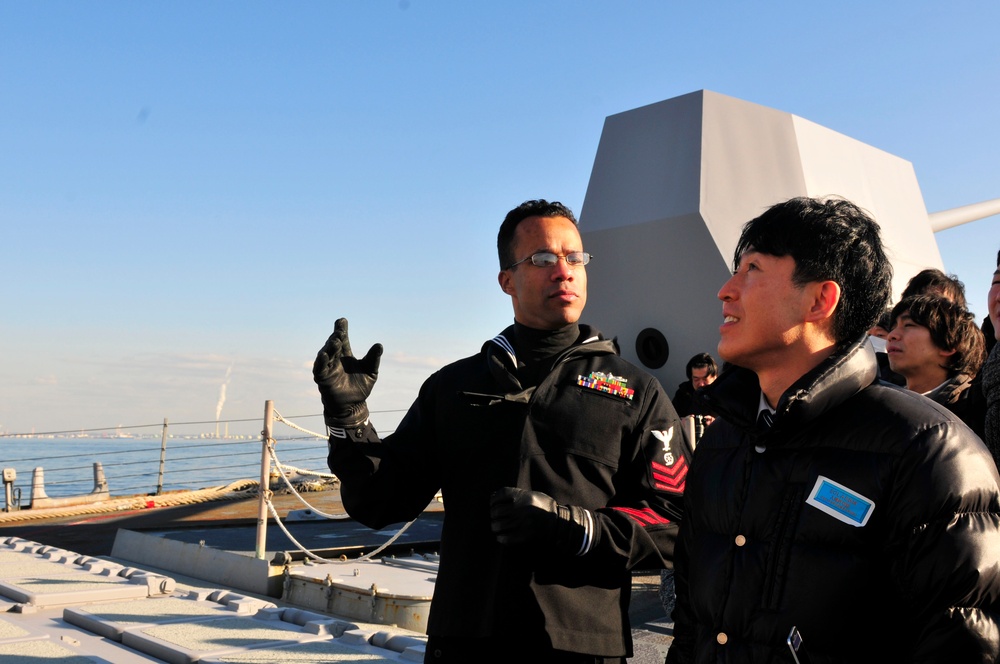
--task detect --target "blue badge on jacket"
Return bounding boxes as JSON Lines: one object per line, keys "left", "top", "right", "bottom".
{"left": 806, "top": 475, "right": 874, "bottom": 527}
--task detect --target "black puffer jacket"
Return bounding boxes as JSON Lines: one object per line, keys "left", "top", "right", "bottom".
{"left": 926, "top": 372, "right": 986, "bottom": 439}
{"left": 329, "top": 323, "right": 691, "bottom": 657}
{"left": 667, "top": 338, "right": 1000, "bottom": 664}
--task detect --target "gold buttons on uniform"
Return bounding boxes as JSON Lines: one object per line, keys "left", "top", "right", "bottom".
{"left": 734, "top": 534, "right": 746, "bottom": 546}
{"left": 717, "top": 632, "right": 728, "bottom": 644}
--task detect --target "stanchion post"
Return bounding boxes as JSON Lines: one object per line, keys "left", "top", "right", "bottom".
{"left": 255, "top": 400, "right": 274, "bottom": 560}
{"left": 156, "top": 418, "right": 168, "bottom": 495}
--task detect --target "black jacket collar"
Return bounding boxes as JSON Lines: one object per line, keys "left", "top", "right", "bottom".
{"left": 482, "top": 323, "right": 616, "bottom": 395}
{"left": 700, "top": 335, "right": 878, "bottom": 436}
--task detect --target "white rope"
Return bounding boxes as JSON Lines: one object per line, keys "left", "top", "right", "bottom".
{"left": 266, "top": 498, "right": 336, "bottom": 563}
{"left": 350, "top": 517, "right": 414, "bottom": 560}
{"left": 261, "top": 432, "right": 418, "bottom": 562}
{"left": 273, "top": 410, "right": 327, "bottom": 439}
{"left": 263, "top": 497, "right": 414, "bottom": 563}
{"left": 268, "top": 415, "right": 444, "bottom": 507}
{"left": 266, "top": 410, "right": 336, "bottom": 480}
{"left": 264, "top": 498, "right": 333, "bottom": 563}
{"left": 267, "top": 442, "right": 348, "bottom": 521}
{"left": 277, "top": 464, "right": 337, "bottom": 480}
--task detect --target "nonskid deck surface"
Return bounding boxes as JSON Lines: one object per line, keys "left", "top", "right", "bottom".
{"left": 0, "top": 498, "right": 673, "bottom": 663}
{"left": 0, "top": 537, "right": 427, "bottom": 662}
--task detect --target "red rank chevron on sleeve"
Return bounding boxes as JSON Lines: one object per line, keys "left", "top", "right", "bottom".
{"left": 651, "top": 456, "right": 687, "bottom": 494}
{"left": 612, "top": 506, "right": 672, "bottom": 526}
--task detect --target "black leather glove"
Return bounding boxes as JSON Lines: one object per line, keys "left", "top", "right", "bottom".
{"left": 313, "top": 318, "right": 383, "bottom": 429}
{"left": 489, "top": 487, "right": 593, "bottom": 556}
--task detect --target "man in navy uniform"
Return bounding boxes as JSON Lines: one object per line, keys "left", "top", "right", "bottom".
{"left": 315, "top": 199, "right": 691, "bottom": 663}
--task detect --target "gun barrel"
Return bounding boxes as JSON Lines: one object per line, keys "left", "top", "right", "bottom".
{"left": 929, "top": 197, "right": 1000, "bottom": 232}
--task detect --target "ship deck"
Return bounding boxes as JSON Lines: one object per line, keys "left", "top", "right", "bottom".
{"left": 0, "top": 488, "right": 674, "bottom": 662}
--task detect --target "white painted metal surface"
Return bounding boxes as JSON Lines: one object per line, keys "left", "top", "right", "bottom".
{"left": 579, "top": 89, "right": 990, "bottom": 393}
{"left": 0, "top": 537, "right": 425, "bottom": 662}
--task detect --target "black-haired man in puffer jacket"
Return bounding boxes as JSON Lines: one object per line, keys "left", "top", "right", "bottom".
{"left": 667, "top": 197, "right": 1000, "bottom": 664}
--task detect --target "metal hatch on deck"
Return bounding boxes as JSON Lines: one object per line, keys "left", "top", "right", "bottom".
{"left": 283, "top": 554, "right": 438, "bottom": 633}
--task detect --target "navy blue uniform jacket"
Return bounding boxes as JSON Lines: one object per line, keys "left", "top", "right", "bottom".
{"left": 328, "top": 324, "right": 690, "bottom": 657}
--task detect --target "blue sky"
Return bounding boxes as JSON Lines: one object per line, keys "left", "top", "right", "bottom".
{"left": 2, "top": 1, "right": 998, "bottom": 438}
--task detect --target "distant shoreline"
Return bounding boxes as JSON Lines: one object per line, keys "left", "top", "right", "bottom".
{"left": 0, "top": 433, "right": 260, "bottom": 440}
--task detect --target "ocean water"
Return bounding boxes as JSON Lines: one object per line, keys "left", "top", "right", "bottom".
{"left": 0, "top": 435, "right": 330, "bottom": 503}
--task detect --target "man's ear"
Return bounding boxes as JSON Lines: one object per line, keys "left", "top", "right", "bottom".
{"left": 938, "top": 347, "right": 958, "bottom": 361}
{"left": 498, "top": 270, "right": 514, "bottom": 295}
{"left": 805, "top": 280, "right": 841, "bottom": 323}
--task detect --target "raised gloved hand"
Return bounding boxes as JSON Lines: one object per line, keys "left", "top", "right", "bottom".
{"left": 313, "top": 318, "right": 383, "bottom": 429}
{"left": 489, "top": 487, "right": 593, "bottom": 556}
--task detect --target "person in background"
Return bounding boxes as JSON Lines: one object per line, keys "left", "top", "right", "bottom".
{"left": 666, "top": 196, "right": 1000, "bottom": 663}
{"left": 900, "top": 266, "right": 968, "bottom": 309}
{"left": 671, "top": 352, "right": 719, "bottom": 423}
{"left": 872, "top": 267, "right": 969, "bottom": 387}
{"left": 973, "top": 258, "right": 997, "bottom": 357}
{"left": 979, "top": 247, "right": 1000, "bottom": 468}
{"left": 313, "top": 199, "right": 691, "bottom": 663}
{"left": 886, "top": 293, "right": 986, "bottom": 438}
{"left": 983, "top": 316, "right": 996, "bottom": 356}
{"left": 867, "top": 309, "right": 891, "bottom": 343}
{"left": 867, "top": 307, "right": 905, "bottom": 385}
{"left": 660, "top": 352, "right": 719, "bottom": 620}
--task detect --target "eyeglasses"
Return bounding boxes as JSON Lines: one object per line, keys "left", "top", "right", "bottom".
{"left": 504, "top": 252, "right": 592, "bottom": 270}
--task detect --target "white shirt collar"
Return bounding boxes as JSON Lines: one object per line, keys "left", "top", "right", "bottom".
{"left": 921, "top": 379, "right": 950, "bottom": 396}
{"left": 758, "top": 391, "right": 775, "bottom": 416}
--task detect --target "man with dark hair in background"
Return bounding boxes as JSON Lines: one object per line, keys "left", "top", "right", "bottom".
{"left": 666, "top": 196, "right": 1000, "bottom": 663}
{"left": 671, "top": 352, "right": 719, "bottom": 421}
{"left": 886, "top": 293, "right": 986, "bottom": 437}
{"left": 980, "top": 247, "right": 1000, "bottom": 468}
{"left": 660, "top": 351, "right": 720, "bottom": 620}
{"left": 867, "top": 306, "right": 906, "bottom": 386}
{"left": 900, "top": 266, "right": 968, "bottom": 309}
{"left": 871, "top": 267, "right": 969, "bottom": 387}
{"left": 314, "top": 199, "right": 691, "bottom": 663}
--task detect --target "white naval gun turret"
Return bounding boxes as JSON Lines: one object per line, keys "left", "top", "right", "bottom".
{"left": 578, "top": 89, "right": 1000, "bottom": 396}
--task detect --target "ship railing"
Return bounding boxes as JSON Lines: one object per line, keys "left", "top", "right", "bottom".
{"left": 261, "top": 401, "right": 433, "bottom": 564}
{"left": 0, "top": 407, "right": 407, "bottom": 511}
{"left": 0, "top": 401, "right": 427, "bottom": 564}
